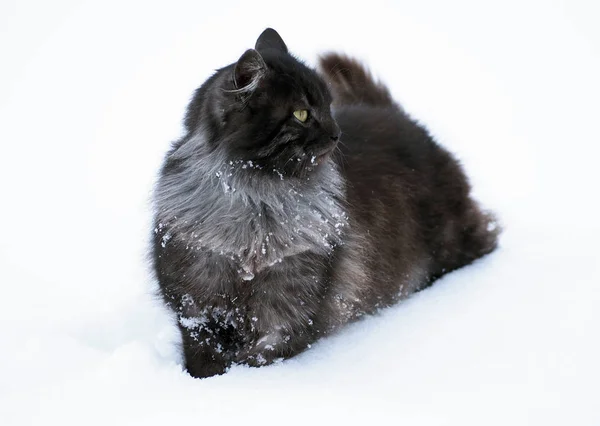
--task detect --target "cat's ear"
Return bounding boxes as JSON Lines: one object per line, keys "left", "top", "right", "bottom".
{"left": 234, "top": 49, "right": 267, "bottom": 91}
{"left": 255, "top": 28, "right": 288, "bottom": 54}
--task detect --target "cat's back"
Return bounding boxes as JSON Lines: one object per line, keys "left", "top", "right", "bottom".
{"left": 333, "top": 104, "right": 439, "bottom": 179}
{"left": 320, "top": 53, "right": 499, "bottom": 285}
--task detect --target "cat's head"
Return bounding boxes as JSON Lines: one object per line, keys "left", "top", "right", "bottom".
{"left": 185, "top": 28, "right": 340, "bottom": 179}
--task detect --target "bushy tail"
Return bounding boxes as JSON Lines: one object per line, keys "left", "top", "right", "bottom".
{"left": 318, "top": 53, "right": 394, "bottom": 108}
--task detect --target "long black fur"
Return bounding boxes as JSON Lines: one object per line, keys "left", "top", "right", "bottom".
{"left": 152, "top": 29, "right": 500, "bottom": 378}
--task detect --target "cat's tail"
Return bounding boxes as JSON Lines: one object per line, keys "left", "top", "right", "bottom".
{"left": 318, "top": 53, "right": 394, "bottom": 108}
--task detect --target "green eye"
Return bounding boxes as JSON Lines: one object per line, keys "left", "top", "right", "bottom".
{"left": 293, "top": 109, "right": 309, "bottom": 122}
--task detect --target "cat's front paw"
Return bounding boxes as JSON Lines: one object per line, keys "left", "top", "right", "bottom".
{"left": 235, "top": 346, "right": 278, "bottom": 367}
{"left": 185, "top": 356, "right": 229, "bottom": 379}
{"left": 234, "top": 336, "right": 286, "bottom": 367}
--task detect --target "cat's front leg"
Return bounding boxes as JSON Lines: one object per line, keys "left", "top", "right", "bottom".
{"left": 179, "top": 323, "right": 230, "bottom": 378}
{"left": 175, "top": 296, "right": 243, "bottom": 378}
{"left": 235, "top": 326, "right": 312, "bottom": 367}
{"left": 236, "top": 281, "right": 320, "bottom": 366}
{"left": 235, "top": 252, "right": 327, "bottom": 367}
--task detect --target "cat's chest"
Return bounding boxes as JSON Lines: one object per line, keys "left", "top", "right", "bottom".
{"left": 172, "top": 196, "right": 345, "bottom": 278}
{"left": 158, "top": 176, "right": 349, "bottom": 281}
{"left": 218, "top": 202, "right": 345, "bottom": 277}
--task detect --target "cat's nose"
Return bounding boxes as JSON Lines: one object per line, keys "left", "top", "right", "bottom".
{"left": 330, "top": 133, "right": 340, "bottom": 142}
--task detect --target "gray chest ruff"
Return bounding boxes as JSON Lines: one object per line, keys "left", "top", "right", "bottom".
{"left": 153, "top": 139, "right": 349, "bottom": 282}
{"left": 158, "top": 198, "right": 347, "bottom": 281}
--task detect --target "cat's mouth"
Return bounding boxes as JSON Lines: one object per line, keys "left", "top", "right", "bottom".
{"left": 310, "top": 147, "right": 336, "bottom": 165}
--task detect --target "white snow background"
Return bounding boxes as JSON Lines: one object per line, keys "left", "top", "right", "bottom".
{"left": 1, "top": 1, "right": 599, "bottom": 425}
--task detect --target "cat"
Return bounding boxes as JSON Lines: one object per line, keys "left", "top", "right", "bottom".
{"left": 151, "top": 28, "right": 500, "bottom": 379}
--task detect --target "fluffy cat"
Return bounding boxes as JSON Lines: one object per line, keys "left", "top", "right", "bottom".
{"left": 152, "top": 28, "right": 500, "bottom": 378}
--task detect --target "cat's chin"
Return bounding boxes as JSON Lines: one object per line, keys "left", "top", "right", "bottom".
{"left": 311, "top": 147, "right": 336, "bottom": 166}
{"left": 315, "top": 151, "right": 332, "bottom": 164}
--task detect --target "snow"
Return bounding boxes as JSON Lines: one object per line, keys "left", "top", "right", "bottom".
{"left": 1, "top": 0, "right": 599, "bottom": 425}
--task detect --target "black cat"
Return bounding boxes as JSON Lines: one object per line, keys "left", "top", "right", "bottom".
{"left": 152, "top": 28, "right": 500, "bottom": 378}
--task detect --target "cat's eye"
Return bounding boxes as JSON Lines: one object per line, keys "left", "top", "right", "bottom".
{"left": 293, "top": 109, "right": 309, "bottom": 122}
